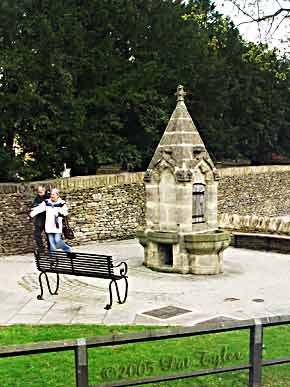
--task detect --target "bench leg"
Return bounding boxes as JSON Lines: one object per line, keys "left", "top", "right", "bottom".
{"left": 105, "top": 277, "right": 128, "bottom": 310}
{"left": 115, "top": 277, "right": 128, "bottom": 305}
{"left": 37, "top": 272, "right": 60, "bottom": 300}
{"left": 105, "top": 280, "right": 114, "bottom": 310}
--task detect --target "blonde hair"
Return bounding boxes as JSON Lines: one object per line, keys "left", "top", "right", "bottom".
{"left": 51, "top": 188, "right": 59, "bottom": 195}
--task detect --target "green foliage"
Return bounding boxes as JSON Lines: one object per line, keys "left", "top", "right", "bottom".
{"left": 0, "top": 146, "right": 20, "bottom": 181}
{"left": 0, "top": 0, "right": 289, "bottom": 180}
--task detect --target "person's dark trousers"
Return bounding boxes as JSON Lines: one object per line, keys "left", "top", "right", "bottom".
{"left": 34, "top": 225, "right": 50, "bottom": 251}
{"left": 33, "top": 212, "right": 50, "bottom": 251}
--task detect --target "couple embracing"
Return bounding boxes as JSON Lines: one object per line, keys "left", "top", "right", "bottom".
{"left": 30, "top": 186, "right": 72, "bottom": 252}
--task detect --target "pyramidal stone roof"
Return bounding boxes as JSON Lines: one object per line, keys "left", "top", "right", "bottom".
{"left": 148, "top": 85, "right": 214, "bottom": 171}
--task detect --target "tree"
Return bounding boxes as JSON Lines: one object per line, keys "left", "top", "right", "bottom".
{"left": 184, "top": 0, "right": 290, "bottom": 163}
{"left": 0, "top": 0, "right": 289, "bottom": 180}
{"left": 220, "top": 0, "right": 290, "bottom": 49}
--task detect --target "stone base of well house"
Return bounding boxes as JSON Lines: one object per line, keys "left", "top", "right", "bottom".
{"left": 137, "top": 230, "right": 231, "bottom": 275}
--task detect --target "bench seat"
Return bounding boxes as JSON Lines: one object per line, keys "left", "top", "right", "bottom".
{"left": 34, "top": 250, "right": 128, "bottom": 310}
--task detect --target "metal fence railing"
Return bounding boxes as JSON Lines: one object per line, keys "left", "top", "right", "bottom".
{"left": 1, "top": 314, "right": 290, "bottom": 387}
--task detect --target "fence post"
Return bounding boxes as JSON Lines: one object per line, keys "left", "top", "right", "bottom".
{"left": 249, "top": 319, "right": 263, "bottom": 387}
{"left": 75, "top": 338, "right": 89, "bottom": 387}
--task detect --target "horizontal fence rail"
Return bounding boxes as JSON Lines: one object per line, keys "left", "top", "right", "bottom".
{"left": 1, "top": 314, "right": 290, "bottom": 387}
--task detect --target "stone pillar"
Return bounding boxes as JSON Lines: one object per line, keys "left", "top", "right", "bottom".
{"left": 145, "top": 183, "right": 159, "bottom": 229}
{"left": 144, "top": 241, "right": 162, "bottom": 268}
{"left": 159, "top": 169, "right": 177, "bottom": 231}
{"left": 176, "top": 183, "right": 192, "bottom": 232}
{"left": 173, "top": 240, "right": 190, "bottom": 274}
{"left": 205, "top": 181, "right": 218, "bottom": 229}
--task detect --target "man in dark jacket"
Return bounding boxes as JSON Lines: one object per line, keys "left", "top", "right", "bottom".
{"left": 32, "top": 185, "right": 50, "bottom": 251}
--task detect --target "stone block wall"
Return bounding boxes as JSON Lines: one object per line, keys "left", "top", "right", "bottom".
{"left": 1, "top": 165, "right": 290, "bottom": 256}
{"left": 0, "top": 192, "right": 34, "bottom": 256}
{"left": 218, "top": 165, "right": 290, "bottom": 217}
{"left": 0, "top": 173, "right": 145, "bottom": 256}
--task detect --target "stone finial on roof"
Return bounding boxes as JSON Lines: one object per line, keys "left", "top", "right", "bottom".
{"left": 175, "top": 84, "right": 186, "bottom": 102}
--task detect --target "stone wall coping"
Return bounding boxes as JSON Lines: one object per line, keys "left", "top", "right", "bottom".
{"left": 2, "top": 165, "right": 290, "bottom": 193}
{"left": 219, "top": 164, "right": 290, "bottom": 177}
{"left": 232, "top": 231, "right": 290, "bottom": 240}
{"left": 0, "top": 172, "right": 145, "bottom": 193}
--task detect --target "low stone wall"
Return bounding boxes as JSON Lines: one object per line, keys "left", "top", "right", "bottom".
{"left": 0, "top": 173, "right": 145, "bottom": 256}
{"left": 2, "top": 165, "right": 290, "bottom": 256}
{"left": 219, "top": 211, "right": 290, "bottom": 253}
{"left": 219, "top": 213, "right": 290, "bottom": 236}
{"left": 231, "top": 232, "right": 290, "bottom": 254}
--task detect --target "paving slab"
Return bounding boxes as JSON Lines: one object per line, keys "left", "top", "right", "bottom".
{"left": 1, "top": 239, "right": 290, "bottom": 326}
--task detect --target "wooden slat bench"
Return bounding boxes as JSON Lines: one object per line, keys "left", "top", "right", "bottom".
{"left": 34, "top": 250, "right": 128, "bottom": 310}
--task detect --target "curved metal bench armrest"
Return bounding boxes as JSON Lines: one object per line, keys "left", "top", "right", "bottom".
{"left": 113, "top": 261, "right": 128, "bottom": 276}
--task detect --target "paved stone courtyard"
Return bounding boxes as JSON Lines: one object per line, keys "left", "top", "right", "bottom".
{"left": 1, "top": 239, "right": 290, "bottom": 326}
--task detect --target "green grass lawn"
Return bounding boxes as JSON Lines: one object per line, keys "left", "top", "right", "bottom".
{"left": 0, "top": 324, "right": 290, "bottom": 387}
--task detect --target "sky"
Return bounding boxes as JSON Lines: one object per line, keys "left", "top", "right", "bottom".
{"left": 212, "top": 0, "right": 289, "bottom": 53}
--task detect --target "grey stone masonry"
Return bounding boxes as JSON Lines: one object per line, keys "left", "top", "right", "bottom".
{"left": 2, "top": 164, "right": 290, "bottom": 256}
{"left": 0, "top": 173, "right": 145, "bottom": 256}
{"left": 148, "top": 85, "right": 214, "bottom": 172}
{"left": 139, "top": 85, "right": 229, "bottom": 275}
{"left": 218, "top": 166, "right": 290, "bottom": 217}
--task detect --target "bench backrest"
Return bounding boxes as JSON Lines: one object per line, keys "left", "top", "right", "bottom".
{"left": 35, "top": 250, "right": 115, "bottom": 279}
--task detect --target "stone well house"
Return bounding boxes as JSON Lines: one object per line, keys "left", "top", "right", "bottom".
{"left": 138, "top": 85, "right": 230, "bottom": 274}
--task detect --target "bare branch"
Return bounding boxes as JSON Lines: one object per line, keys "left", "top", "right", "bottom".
{"left": 255, "top": 7, "right": 290, "bottom": 23}
{"left": 230, "top": 0, "right": 257, "bottom": 21}
{"left": 265, "top": 16, "right": 276, "bottom": 40}
{"left": 238, "top": 8, "right": 290, "bottom": 26}
{"left": 235, "top": 6, "right": 290, "bottom": 24}
{"left": 226, "top": 0, "right": 290, "bottom": 22}
{"left": 269, "top": 14, "right": 289, "bottom": 39}
{"left": 218, "top": 0, "right": 289, "bottom": 49}
{"left": 256, "top": 1, "right": 262, "bottom": 41}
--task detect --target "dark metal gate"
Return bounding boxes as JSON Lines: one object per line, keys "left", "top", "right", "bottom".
{"left": 192, "top": 183, "right": 205, "bottom": 223}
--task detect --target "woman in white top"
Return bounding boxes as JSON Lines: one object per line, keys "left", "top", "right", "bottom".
{"left": 30, "top": 188, "right": 71, "bottom": 252}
